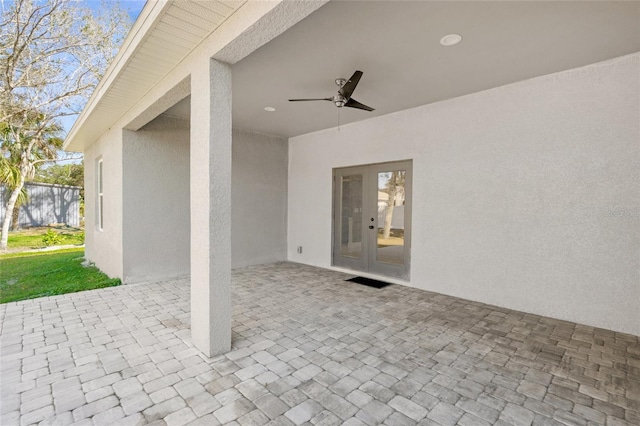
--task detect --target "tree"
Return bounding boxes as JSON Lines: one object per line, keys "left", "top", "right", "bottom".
{"left": 0, "top": 0, "right": 131, "bottom": 249}
{"left": 1, "top": 115, "right": 62, "bottom": 230}
{"left": 1, "top": 149, "right": 27, "bottom": 230}
{"left": 381, "top": 171, "right": 406, "bottom": 240}
{"left": 34, "top": 162, "right": 84, "bottom": 188}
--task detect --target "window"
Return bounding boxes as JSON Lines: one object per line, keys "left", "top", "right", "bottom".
{"left": 97, "top": 158, "right": 103, "bottom": 230}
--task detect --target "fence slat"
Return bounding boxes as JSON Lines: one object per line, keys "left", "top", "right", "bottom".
{"left": 0, "top": 183, "right": 80, "bottom": 228}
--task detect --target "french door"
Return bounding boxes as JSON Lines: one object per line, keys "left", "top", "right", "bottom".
{"left": 332, "top": 160, "right": 412, "bottom": 280}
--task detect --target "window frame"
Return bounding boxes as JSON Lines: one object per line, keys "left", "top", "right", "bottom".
{"left": 97, "top": 157, "right": 104, "bottom": 231}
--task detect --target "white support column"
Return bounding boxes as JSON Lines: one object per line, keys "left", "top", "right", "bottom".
{"left": 190, "top": 58, "right": 232, "bottom": 357}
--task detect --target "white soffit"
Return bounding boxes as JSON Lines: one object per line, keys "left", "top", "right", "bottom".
{"left": 64, "top": 0, "right": 245, "bottom": 151}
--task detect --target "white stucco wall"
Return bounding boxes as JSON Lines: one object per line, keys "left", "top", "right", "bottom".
{"left": 122, "top": 115, "right": 191, "bottom": 283}
{"left": 232, "top": 129, "right": 288, "bottom": 268}
{"left": 90, "top": 120, "right": 288, "bottom": 283}
{"left": 288, "top": 53, "right": 640, "bottom": 336}
{"left": 84, "top": 127, "right": 124, "bottom": 279}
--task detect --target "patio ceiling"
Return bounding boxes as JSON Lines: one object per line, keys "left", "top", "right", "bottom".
{"left": 67, "top": 1, "right": 640, "bottom": 149}
{"left": 166, "top": 0, "right": 640, "bottom": 138}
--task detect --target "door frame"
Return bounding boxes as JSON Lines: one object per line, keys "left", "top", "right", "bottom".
{"left": 332, "top": 160, "right": 412, "bottom": 280}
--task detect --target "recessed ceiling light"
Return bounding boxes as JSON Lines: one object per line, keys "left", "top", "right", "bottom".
{"left": 264, "top": 106, "right": 276, "bottom": 112}
{"left": 440, "top": 34, "right": 462, "bottom": 46}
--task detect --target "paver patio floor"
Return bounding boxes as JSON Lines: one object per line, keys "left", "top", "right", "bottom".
{"left": 1, "top": 262, "right": 639, "bottom": 426}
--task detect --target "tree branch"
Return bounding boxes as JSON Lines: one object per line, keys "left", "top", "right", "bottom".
{"left": 32, "top": 156, "right": 83, "bottom": 165}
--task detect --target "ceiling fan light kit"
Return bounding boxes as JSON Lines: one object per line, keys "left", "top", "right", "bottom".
{"left": 289, "top": 70, "right": 375, "bottom": 111}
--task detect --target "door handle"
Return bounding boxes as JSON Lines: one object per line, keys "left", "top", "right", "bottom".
{"left": 368, "top": 225, "right": 375, "bottom": 229}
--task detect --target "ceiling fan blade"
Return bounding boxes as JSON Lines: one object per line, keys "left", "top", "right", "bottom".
{"left": 339, "top": 70, "right": 363, "bottom": 99}
{"left": 289, "top": 98, "right": 333, "bottom": 102}
{"left": 345, "top": 98, "right": 375, "bottom": 112}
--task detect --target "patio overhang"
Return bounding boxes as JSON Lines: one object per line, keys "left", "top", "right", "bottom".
{"left": 63, "top": 0, "right": 327, "bottom": 152}
{"left": 67, "top": 0, "right": 640, "bottom": 356}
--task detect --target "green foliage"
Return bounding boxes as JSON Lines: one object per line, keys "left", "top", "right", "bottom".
{"left": 0, "top": 156, "right": 28, "bottom": 205}
{"left": 0, "top": 114, "right": 64, "bottom": 183}
{"left": 33, "top": 161, "right": 84, "bottom": 199}
{"left": 8, "top": 227, "right": 83, "bottom": 249}
{"left": 34, "top": 162, "right": 84, "bottom": 187}
{"left": 42, "top": 229, "right": 63, "bottom": 246}
{"left": 0, "top": 248, "right": 121, "bottom": 303}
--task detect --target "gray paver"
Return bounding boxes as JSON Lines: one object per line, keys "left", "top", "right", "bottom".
{"left": 165, "top": 406, "right": 196, "bottom": 426}
{"left": 500, "top": 402, "right": 536, "bottom": 426}
{"left": 388, "top": 396, "right": 428, "bottom": 421}
{"left": 284, "top": 400, "right": 324, "bottom": 425}
{"left": 356, "top": 400, "right": 394, "bottom": 425}
{"left": 238, "top": 408, "right": 270, "bottom": 426}
{"left": 187, "top": 391, "right": 221, "bottom": 417}
{"left": 91, "top": 405, "right": 125, "bottom": 426}
{"left": 84, "top": 386, "right": 114, "bottom": 403}
{"left": 53, "top": 390, "right": 85, "bottom": 413}
{"left": 71, "top": 395, "right": 118, "bottom": 421}
{"left": 384, "top": 411, "right": 417, "bottom": 426}
{"left": 212, "top": 397, "right": 255, "bottom": 423}
{"left": 20, "top": 405, "right": 54, "bottom": 425}
{"left": 254, "top": 393, "right": 290, "bottom": 419}
{"left": 0, "top": 263, "right": 637, "bottom": 426}
{"left": 120, "top": 390, "right": 153, "bottom": 416}
{"left": 143, "top": 396, "right": 187, "bottom": 422}
{"left": 113, "top": 377, "right": 143, "bottom": 398}
{"left": 426, "top": 402, "right": 464, "bottom": 426}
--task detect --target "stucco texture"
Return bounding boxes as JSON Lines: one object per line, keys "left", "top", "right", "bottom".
{"left": 84, "top": 127, "right": 124, "bottom": 279}
{"left": 288, "top": 53, "right": 640, "bottom": 336}
{"left": 122, "top": 116, "right": 191, "bottom": 284}
{"left": 232, "top": 129, "right": 288, "bottom": 268}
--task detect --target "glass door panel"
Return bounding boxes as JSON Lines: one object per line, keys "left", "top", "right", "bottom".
{"left": 339, "top": 174, "right": 363, "bottom": 258}
{"left": 376, "top": 170, "right": 406, "bottom": 265}
{"left": 333, "top": 161, "right": 411, "bottom": 280}
{"left": 333, "top": 167, "right": 368, "bottom": 272}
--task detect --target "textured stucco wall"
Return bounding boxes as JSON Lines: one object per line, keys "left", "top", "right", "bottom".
{"left": 232, "top": 129, "right": 288, "bottom": 268}
{"left": 83, "top": 127, "right": 124, "bottom": 279}
{"left": 89, "top": 120, "right": 290, "bottom": 283}
{"left": 288, "top": 53, "right": 640, "bottom": 336}
{"left": 122, "top": 116, "right": 191, "bottom": 283}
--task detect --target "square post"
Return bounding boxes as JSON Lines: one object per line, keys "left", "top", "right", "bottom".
{"left": 189, "top": 58, "right": 232, "bottom": 357}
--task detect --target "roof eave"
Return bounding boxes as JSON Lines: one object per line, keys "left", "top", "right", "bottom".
{"left": 63, "top": 0, "right": 171, "bottom": 152}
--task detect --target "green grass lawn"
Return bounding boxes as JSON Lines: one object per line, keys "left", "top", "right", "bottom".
{"left": 7, "top": 227, "right": 84, "bottom": 250}
{"left": 0, "top": 248, "right": 120, "bottom": 304}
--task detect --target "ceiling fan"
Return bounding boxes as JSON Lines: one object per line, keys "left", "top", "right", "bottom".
{"left": 289, "top": 70, "right": 375, "bottom": 111}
